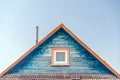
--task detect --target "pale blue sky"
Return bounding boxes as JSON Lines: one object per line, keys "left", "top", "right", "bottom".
{"left": 0, "top": 0, "right": 120, "bottom": 74}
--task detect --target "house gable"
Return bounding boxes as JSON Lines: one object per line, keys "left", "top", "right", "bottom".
{"left": 0, "top": 23, "right": 120, "bottom": 78}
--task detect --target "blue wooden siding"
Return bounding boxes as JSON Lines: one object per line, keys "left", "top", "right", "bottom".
{"left": 7, "top": 28, "right": 113, "bottom": 74}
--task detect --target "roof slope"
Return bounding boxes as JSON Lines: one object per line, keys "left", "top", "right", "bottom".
{"left": 0, "top": 23, "right": 120, "bottom": 78}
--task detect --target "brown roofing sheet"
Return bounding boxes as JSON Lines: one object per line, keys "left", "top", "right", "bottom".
{"left": 0, "top": 73, "right": 119, "bottom": 80}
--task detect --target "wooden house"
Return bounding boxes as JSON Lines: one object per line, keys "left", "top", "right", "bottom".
{"left": 0, "top": 23, "right": 120, "bottom": 80}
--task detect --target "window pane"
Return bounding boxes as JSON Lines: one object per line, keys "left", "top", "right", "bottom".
{"left": 56, "top": 52, "right": 65, "bottom": 61}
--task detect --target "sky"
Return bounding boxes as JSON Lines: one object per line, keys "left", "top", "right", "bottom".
{"left": 0, "top": 0, "right": 120, "bottom": 74}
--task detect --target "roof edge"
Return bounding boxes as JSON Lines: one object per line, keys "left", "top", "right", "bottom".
{"left": 0, "top": 23, "right": 120, "bottom": 78}
{"left": 61, "top": 24, "right": 120, "bottom": 78}
{"left": 0, "top": 23, "right": 64, "bottom": 77}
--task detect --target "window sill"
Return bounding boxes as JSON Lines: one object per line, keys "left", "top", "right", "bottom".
{"left": 51, "top": 64, "right": 70, "bottom": 66}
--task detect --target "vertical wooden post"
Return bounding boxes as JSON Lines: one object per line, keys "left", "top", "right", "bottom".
{"left": 36, "top": 26, "right": 38, "bottom": 43}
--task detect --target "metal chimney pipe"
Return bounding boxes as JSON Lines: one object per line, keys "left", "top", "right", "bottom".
{"left": 36, "top": 26, "right": 38, "bottom": 43}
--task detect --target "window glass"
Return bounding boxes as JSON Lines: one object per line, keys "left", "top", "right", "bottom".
{"left": 56, "top": 52, "right": 65, "bottom": 61}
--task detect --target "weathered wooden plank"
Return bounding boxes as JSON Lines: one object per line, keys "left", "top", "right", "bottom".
{"left": 5, "top": 28, "right": 115, "bottom": 78}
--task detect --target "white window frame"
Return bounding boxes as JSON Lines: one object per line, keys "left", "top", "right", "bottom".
{"left": 51, "top": 48, "right": 70, "bottom": 66}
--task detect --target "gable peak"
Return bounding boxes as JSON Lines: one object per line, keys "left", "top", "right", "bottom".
{"left": 57, "top": 23, "right": 68, "bottom": 29}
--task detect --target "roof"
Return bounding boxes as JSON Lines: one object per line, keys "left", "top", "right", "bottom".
{"left": 0, "top": 23, "right": 120, "bottom": 78}
{"left": 1, "top": 73, "right": 119, "bottom": 80}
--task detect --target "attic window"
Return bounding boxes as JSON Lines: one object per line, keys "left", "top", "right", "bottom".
{"left": 51, "top": 48, "right": 70, "bottom": 66}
